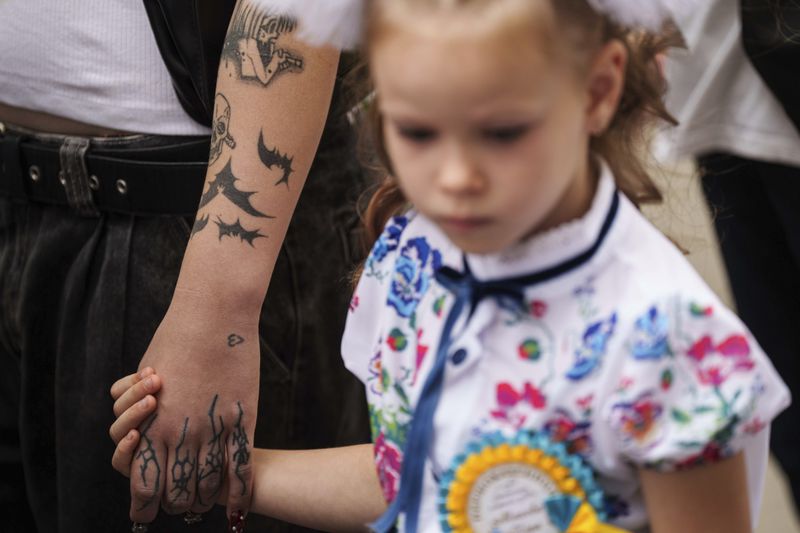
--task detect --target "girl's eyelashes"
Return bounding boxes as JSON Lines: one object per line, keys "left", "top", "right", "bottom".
{"left": 396, "top": 125, "right": 438, "bottom": 143}
{"left": 391, "top": 121, "right": 534, "bottom": 145}
{"left": 480, "top": 124, "right": 532, "bottom": 144}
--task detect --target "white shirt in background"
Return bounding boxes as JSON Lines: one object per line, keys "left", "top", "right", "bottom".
{"left": 662, "top": 0, "right": 800, "bottom": 167}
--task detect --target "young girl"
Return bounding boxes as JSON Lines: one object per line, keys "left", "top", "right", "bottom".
{"left": 110, "top": 0, "right": 789, "bottom": 531}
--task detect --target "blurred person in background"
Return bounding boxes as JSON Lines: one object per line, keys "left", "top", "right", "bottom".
{"left": 662, "top": 0, "right": 800, "bottom": 514}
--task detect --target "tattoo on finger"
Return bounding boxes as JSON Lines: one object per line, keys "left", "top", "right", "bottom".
{"left": 231, "top": 402, "right": 251, "bottom": 496}
{"left": 196, "top": 395, "right": 225, "bottom": 506}
{"left": 136, "top": 414, "right": 162, "bottom": 511}
{"left": 170, "top": 418, "right": 196, "bottom": 504}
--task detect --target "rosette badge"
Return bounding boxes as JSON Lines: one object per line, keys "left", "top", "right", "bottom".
{"left": 438, "top": 432, "right": 630, "bottom": 533}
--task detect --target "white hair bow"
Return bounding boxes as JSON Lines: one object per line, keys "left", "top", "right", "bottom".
{"left": 255, "top": 0, "right": 364, "bottom": 49}
{"left": 586, "top": 0, "right": 698, "bottom": 31}
{"left": 255, "top": 0, "right": 698, "bottom": 49}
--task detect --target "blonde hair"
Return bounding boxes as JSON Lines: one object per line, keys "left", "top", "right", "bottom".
{"left": 354, "top": 0, "right": 680, "bottom": 254}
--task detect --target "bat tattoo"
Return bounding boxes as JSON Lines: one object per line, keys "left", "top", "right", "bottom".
{"left": 198, "top": 159, "right": 274, "bottom": 219}
{"left": 191, "top": 214, "right": 210, "bottom": 238}
{"left": 258, "top": 131, "right": 294, "bottom": 187}
{"left": 135, "top": 414, "right": 161, "bottom": 511}
{"left": 170, "top": 418, "right": 196, "bottom": 504}
{"left": 231, "top": 402, "right": 251, "bottom": 497}
{"left": 196, "top": 395, "right": 225, "bottom": 506}
{"left": 215, "top": 216, "right": 265, "bottom": 246}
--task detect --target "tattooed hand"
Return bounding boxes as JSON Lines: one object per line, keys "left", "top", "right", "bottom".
{"left": 128, "top": 292, "right": 259, "bottom": 525}
{"left": 110, "top": 370, "right": 236, "bottom": 506}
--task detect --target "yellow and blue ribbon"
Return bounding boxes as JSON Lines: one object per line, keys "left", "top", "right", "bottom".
{"left": 438, "top": 432, "right": 631, "bottom": 533}
{"left": 546, "top": 495, "right": 630, "bottom": 533}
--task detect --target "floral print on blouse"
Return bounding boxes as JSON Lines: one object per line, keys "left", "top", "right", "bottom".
{"left": 341, "top": 166, "right": 790, "bottom": 532}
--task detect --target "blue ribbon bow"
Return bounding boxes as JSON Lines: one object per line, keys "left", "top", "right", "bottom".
{"left": 436, "top": 259, "right": 530, "bottom": 318}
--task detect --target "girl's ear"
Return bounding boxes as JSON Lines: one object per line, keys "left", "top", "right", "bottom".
{"left": 584, "top": 39, "right": 628, "bottom": 136}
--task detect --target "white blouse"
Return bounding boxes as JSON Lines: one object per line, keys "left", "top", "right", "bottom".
{"left": 342, "top": 167, "right": 789, "bottom": 532}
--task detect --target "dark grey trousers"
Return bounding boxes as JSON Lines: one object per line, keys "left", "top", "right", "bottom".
{"left": 0, "top": 127, "right": 371, "bottom": 532}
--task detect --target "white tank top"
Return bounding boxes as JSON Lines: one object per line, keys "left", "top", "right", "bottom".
{"left": 0, "top": 0, "right": 210, "bottom": 135}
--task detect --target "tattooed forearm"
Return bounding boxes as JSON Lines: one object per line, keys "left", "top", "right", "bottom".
{"left": 169, "top": 418, "right": 196, "bottom": 504}
{"left": 136, "top": 414, "right": 161, "bottom": 511}
{"left": 227, "top": 334, "right": 245, "bottom": 347}
{"left": 210, "top": 94, "right": 236, "bottom": 166}
{"left": 215, "top": 216, "right": 265, "bottom": 246}
{"left": 196, "top": 2, "right": 305, "bottom": 245}
{"left": 257, "top": 131, "right": 295, "bottom": 188}
{"left": 196, "top": 395, "right": 226, "bottom": 506}
{"left": 231, "top": 402, "right": 251, "bottom": 497}
{"left": 222, "top": 2, "right": 304, "bottom": 88}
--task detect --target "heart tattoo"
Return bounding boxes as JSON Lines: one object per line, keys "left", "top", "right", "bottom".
{"left": 228, "top": 334, "right": 245, "bottom": 348}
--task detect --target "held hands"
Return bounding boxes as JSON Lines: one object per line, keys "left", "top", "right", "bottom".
{"left": 115, "top": 293, "right": 259, "bottom": 528}
{"left": 110, "top": 368, "right": 244, "bottom": 523}
{"left": 110, "top": 368, "right": 163, "bottom": 477}
{"left": 110, "top": 370, "right": 240, "bottom": 528}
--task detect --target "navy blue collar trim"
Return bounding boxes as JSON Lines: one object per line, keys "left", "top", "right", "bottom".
{"left": 464, "top": 189, "right": 620, "bottom": 288}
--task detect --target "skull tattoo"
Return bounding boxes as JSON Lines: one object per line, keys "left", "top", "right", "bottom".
{"left": 209, "top": 94, "right": 236, "bottom": 165}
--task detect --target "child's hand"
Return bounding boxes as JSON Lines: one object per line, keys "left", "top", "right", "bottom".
{"left": 109, "top": 368, "right": 162, "bottom": 477}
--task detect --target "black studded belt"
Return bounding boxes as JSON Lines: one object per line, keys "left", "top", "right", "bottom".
{"left": 0, "top": 122, "right": 211, "bottom": 217}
